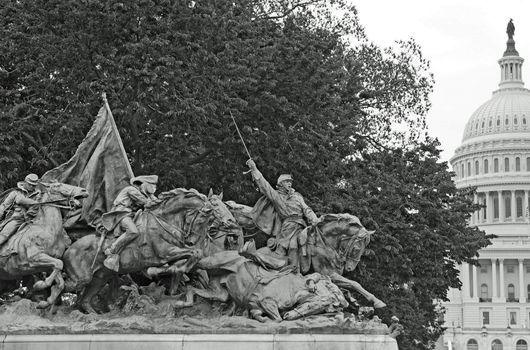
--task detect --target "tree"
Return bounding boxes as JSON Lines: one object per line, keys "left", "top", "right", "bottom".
{"left": 0, "top": 1, "right": 489, "bottom": 349}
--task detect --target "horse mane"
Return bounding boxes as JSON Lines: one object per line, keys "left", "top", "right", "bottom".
{"left": 318, "top": 213, "right": 363, "bottom": 227}
{"left": 157, "top": 188, "right": 208, "bottom": 202}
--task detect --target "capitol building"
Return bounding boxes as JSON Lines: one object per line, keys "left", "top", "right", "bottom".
{"left": 441, "top": 30, "right": 530, "bottom": 350}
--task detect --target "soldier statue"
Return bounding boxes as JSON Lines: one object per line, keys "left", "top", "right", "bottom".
{"left": 246, "top": 159, "right": 319, "bottom": 264}
{"left": 0, "top": 174, "right": 40, "bottom": 254}
{"left": 101, "top": 175, "right": 160, "bottom": 271}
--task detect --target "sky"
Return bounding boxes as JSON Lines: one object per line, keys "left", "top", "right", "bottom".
{"left": 352, "top": 0, "right": 530, "bottom": 163}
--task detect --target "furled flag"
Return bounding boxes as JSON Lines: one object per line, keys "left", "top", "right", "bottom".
{"left": 41, "top": 94, "right": 134, "bottom": 227}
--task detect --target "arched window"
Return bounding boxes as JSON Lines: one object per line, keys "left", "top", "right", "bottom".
{"left": 484, "top": 159, "right": 489, "bottom": 174}
{"left": 481, "top": 284, "right": 488, "bottom": 300}
{"left": 516, "top": 157, "right": 521, "bottom": 171}
{"left": 505, "top": 157, "right": 510, "bottom": 172}
{"left": 516, "top": 339, "right": 528, "bottom": 350}
{"left": 467, "top": 162, "right": 471, "bottom": 176}
{"left": 515, "top": 117, "right": 519, "bottom": 124}
{"left": 497, "top": 118, "right": 501, "bottom": 126}
{"left": 494, "top": 158, "right": 499, "bottom": 172}
{"left": 508, "top": 284, "right": 515, "bottom": 300}
{"left": 490, "top": 120, "right": 493, "bottom": 127}
{"left": 505, "top": 196, "right": 511, "bottom": 218}
{"left": 492, "top": 339, "right": 503, "bottom": 350}
{"left": 527, "top": 157, "right": 530, "bottom": 171}
{"left": 524, "top": 118, "right": 527, "bottom": 125}
{"left": 467, "top": 339, "right": 478, "bottom": 350}
{"left": 517, "top": 197, "right": 523, "bottom": 217}
{"left": 475, "top": 160, "right": 479, "bottom": 175}
{"left": 527, "top": 284, "right": 530, "bottom": 301}
{"left": 461, "top": 164, "right": 465, "bottom": 178}
{"left": 483, "top": 198, "right": 487, "bottom": 220}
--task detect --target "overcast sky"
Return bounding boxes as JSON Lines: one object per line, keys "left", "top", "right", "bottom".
{"left": 352, "top": 0, "right": 530, "bottom": 164}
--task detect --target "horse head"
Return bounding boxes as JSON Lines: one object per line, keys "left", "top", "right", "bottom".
{"left": 36, "top": 181, "right": 89, "bottom": 210}
{"left": 152, "top": 188, "right": 242, "bottom": 253}
{"left": 317, "top": 213, "right": 374, "bottom": 273}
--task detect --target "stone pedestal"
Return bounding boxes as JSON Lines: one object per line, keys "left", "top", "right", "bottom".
{"left": 1, "top": 334, "right": 398, "bottom": 350}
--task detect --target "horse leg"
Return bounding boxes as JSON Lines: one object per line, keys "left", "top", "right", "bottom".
{"left": 330, "top": 272, "right": 386, "bottom": 308}
{"left": 78, "top": 269, "right": 113, "bottom": 314}
{"left": 168, "top": 272, "right": 182, "bottom": 296}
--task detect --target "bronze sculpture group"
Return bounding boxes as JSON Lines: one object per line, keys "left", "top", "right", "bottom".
{"left": 0, "top": 158, "right": 385, "bottom": 323}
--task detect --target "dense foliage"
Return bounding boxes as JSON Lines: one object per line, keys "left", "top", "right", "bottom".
{"left": 0, "top": 1, "right": 491, "bottom": 348}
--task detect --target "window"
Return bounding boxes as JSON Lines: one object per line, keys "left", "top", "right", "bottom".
{"left": 497, "top": 118, "right": 501, "bottom": 126}
{"left": 527, "top": 284, "right": 530, "bottom": 300}
{"left": 482, "top": 311, "right": 490, "bottom": 325}
{"left": 508, "top": 283, "right": 516, "bottom": 301}
{"left": 484, "top": 159, "right": 489, "bottom": 174}
{"left": 508, "top": 266, "right": 515, "bottom": 273}
{"left": 475, "top": 160, "right": 479, "bottom": 175}
{"left": 506, "top": 118, "right": 510, "bottom": 125}
{"left": 527, "top": 157, "right": 530, "bottom": 171}
{"left": 481, "top": 265, "right": 488, "bottom": 273}
{"left": 506, "top": 196, "right": 512, "bottom": 218}
{"left": 505, "top": 157, "right": 510, "bottom": 172}
{"left": 494, "top": 158, "right": 499, "bottom": 172}
{"left": 483, "top": 198, "right": 487, "bottom": 220}
{"left": 515, "top": 118, "right": 519, "bottom": 124}
{"left": 481, "top": 284, "right": 489, "bottom": 301}
{"left": 510, "top": 311, "right": 517, "bottom": 325}
{"left": 492, "top": 339, "right": 503, "bottom": 350}
{"left": 517, "top": 157, "right": 521, "bottom": 171}
{"left": 517, "top": 197, "right": 523, "bottom": 217}
{"left": 516, "top": 340, "right": 528, "bottom": 350}
{"left": 524, "top": 118, "right": 527, "bottom": 125}
{"left": 494, "top": 197, "right": 499, "bottom": 219}
{"left": 461, "top": 164, "right": 465, "bottom": 177}
{"left": 467, "top": 339, "right": 479, "bottom": 350}
{"left": 490, "top": 120, "right": 493, "bottom": 127}
{"left": 468, "top": 162, "right": 471, "bottom": 176}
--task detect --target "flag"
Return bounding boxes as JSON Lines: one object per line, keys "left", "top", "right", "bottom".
{"left": 41, "top": 99, "right": 134, "bottom": 226}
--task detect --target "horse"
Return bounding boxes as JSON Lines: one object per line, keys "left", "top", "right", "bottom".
{"left": 174, "top": 250, "right": 349, "bottom": 322}
{"left": 63, "top": 188, "right": 243, "bottom": 313}
{"left": 216, "top": 207, "right": 386, "bottom": 309}
{"left": 0, "top": 181, "right": 89, "bottom": 310}
{"left": 295, "top": 213, "right": 385, "bottom": 308}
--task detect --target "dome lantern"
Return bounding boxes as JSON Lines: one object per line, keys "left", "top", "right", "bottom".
{"left": 498, "top": 19, "right": 524, "bottom": 89}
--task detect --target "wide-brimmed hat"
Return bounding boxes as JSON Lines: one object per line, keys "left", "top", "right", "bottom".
{"left": 277, "top": 174, "right": 293, "bottom": 185}
{"left": 24, "top": 173, "right": 39, "bottom": 186}
{"left": 130, "top": 175, "right": 158, "bottom": 186}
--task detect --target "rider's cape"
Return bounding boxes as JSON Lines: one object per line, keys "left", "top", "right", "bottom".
{"left": 249, "top": 196, "right": 282, "bottom": 237}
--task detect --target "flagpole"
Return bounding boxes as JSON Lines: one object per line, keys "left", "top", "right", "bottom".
{"left": 101, "top": 92, "right": 134, "bottom": 178}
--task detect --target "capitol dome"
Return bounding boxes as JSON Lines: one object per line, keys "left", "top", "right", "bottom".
{"left": 450, "top": 33, "right": 530, "bottom": 236}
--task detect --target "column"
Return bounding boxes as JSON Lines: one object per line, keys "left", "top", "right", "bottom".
{"left": 491, "top": 259, "right": 498, "bottom": 300}
{"left": 500, "top": 259, "right": 505, "bottom": 300}
{"left": 462, "top": 263, "right": 471, "bottom": 299}
{"left": 486, "top": 191, "right": 492, "bottom": 224}
{"left": 474, "top": 193, "right": 479, "bottom": 225}
{"left": 498, "top": 190, "right": 503, "bottom": 222}
{"left": 512, "top": 190, "right": 516, "bottom": 222}
{"left": 472, "top": 265, "right": 478, "bottom": 300}
{"left": 519, "top": 259, "right": 526, "bottom": 303}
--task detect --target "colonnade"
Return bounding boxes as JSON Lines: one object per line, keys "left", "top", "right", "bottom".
{"left": 461, "top": 260, "right": 527, "bottom": 303}
{"left": 471, "top": 190, "right": 530, "bottom": 225}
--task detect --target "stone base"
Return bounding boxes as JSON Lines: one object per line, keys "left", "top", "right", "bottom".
{"left": 1, "top": 334, "right": 398, "bottom": 350}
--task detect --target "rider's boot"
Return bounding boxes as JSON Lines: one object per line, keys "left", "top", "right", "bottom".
{"left": 104, "top": 235, "right": 127, "bottom": 272}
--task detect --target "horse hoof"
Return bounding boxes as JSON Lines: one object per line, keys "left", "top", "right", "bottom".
{"left": 373, "top": 300, "right": 387, "bottom": 308}
{"left": 33, "top": 281, "right": 47, "bottom": 290}
{"left": 36, "top": 301, "right": 49, "bottom": 309}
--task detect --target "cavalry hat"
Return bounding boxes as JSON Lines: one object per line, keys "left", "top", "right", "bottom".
{"left": 24, "top": 173, "right": 39, "bottom": 186}
{"left": 277, "top": 174, "right": 293, "bottom": 185}
{"left": 130, "top": 175, "right": 158, "bottom": 185}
